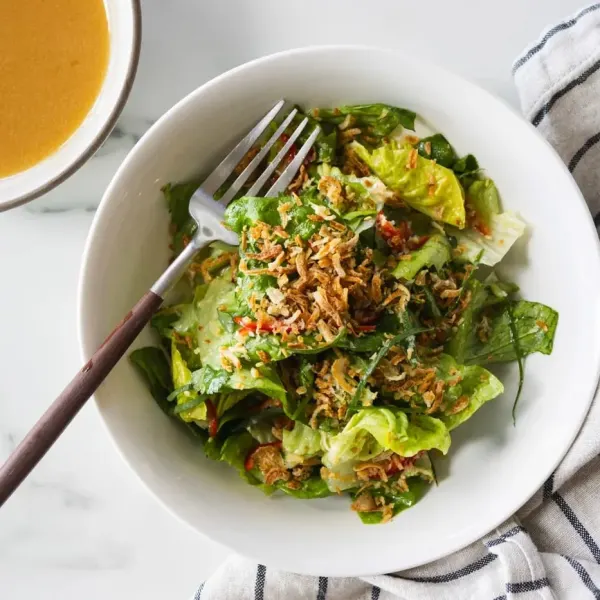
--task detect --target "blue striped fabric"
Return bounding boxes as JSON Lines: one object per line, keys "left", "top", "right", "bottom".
{"left": 316, "top": 577, "right": 328, "bottom": 600}
{"left": 531, "top": 56, "right": 600, "bottom": 126}
{"left": 553, "top": 494, "right": 600, "bottom": 564}
{"left": 255, "top": 565, "right": 267, "bottom": 600}
{"left": 513, "top": 3, "right": 600, "bottom": 72}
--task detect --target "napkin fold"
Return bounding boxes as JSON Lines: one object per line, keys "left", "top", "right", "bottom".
{"left": 193, "top": 6, "right": 600, "bottom": 597}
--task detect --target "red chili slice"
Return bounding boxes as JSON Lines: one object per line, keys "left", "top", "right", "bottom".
{"left": 244, "top": 440, "right": 282, "bottom": 471}
{"left": 205, "top": 399, "right": 218, "bottom": 438}
{"left": 233, "top": 316, "right": 274, "bottom": 333}
{"left": 356, "top": 325, "right": 377, "bottom": 332}
{"left": 376, "top": 211, "right": 413, "bottom": 252}
{"left": 407, "top": 235, "right": 430, "bottom": 251}
{"left": 233, "top": 316, "right": 295, "bottom": 335}
{"left": 279, "top": 134, "right": 298, "bottom": 161}
{"left": 385, "top": 464, "right": 399, "bottom": 477}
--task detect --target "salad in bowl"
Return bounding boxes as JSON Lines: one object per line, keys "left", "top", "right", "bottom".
{"left": 130, "top": 103, "right": 558, "bottom": 524}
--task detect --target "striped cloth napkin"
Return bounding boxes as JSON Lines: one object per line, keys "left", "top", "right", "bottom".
{"left": 193, "top": 5, "right": 600, "bottom": 598}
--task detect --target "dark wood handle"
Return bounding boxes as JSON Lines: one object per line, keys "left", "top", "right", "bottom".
{"left": 0, "top": 290, "right": 164, "bottom": 507}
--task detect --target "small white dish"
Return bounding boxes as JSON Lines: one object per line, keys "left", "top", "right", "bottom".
{"left": 0, "top": 0, "right": 141, "bottom": 211}
{"left": 78, "top": 46, "right": 600, "bottom": 576}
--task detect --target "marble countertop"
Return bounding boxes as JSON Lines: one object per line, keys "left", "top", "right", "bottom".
{"left": 0, "top": 1, "right": 587, "bottom": 597}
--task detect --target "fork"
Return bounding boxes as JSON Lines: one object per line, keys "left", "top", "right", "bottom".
{"left": 0, "top": 100, "right": 320, "bottom": 506}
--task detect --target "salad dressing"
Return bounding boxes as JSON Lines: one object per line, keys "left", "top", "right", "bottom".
{"left": 0, "top": 0, "right": 109, "bottom": 177}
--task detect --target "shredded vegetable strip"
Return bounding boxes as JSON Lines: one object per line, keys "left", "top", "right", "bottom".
{"left": 507, "top": 303, "right": 525, "bottom": 424}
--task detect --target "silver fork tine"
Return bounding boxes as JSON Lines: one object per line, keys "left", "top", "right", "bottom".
{"left": 218, "top": 108, "right": 298, "bottom": 205}
{"left": 266, "top": 126, "right": 321, "bottom": 196}
{"left": 199, "top": 99, "right": 285, "bottom": 196}
{"left": 246, "top": 117, "right": 309, "bottom": 197}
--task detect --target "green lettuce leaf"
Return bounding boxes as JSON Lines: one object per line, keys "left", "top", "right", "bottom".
{"left": 446, "top": 279, "right": 490, "bottom": 364}
{"left": 287, "top": 356, "right": 317, "bottom": 421}
{"left": 317, "top": 164, "right": 377, "bottom": 210}
{"left": 239, "top": 325, "right": 348, "bottom": 364}
{"left": 151, "top": 310, "right": 179, "bottom": 340}
{"left": 157, "top": 271, "right": 237, "bottom": 374}
{"left": 278, "top": 477, "right": 332, "bottom": 499}
{"left": 214, "top": 392, "right": 248, "bottom": 419}
{"left": 232, "top": 272, "right": 277, "bottom": 319}
{"left": 219, "top": 432, "right": 275, "bottom": 493}
{"left": 171, "top": 342, "right": 206, "bottom": 422}
{"left": 246, "top": 419, "right": 277, "bottom": 444}
{"left": 323, "top": 407, "right": 451, "bottom": 470}
{"left": 189, "top": 363, "right": 287, "bottom": 402}
{"left": 465, "top": 300, "right": 558, "bottom": 365}
{"left": 172, "top": 342, "right": 193, "bottom": 389}
{"left": 312, "top": 103, "right": 416, "bottom": 136}
{"left": 391, "top": 234, "right": 451, "bottom": 280}
{"left": 433, "top": 354, "right": 504, "bottom": 430}
{"left": 467, "top": 179, "right": 500, "bottom": 229}
{"left": 226, "top": 364, "right": 287, "bottom": 404}
{"left": 351, "top": 140, "right": 466, "bottom": 228}
{"left": 190, "top": 364, "right": 230, "bottom": 395}
{"left": 129, "top": 347, "right": 172, "bottom": 415}
{"left": 169, "top": 357, "right": 247, "bottom": 423}
{"left": 165, "top": 266, "right": 290, "bottom": 417}
{"left": 314, "top": 130, "right": 338, "bottom": 163}
{"left": 163, "top": 181, "right": 198, "bottom": 229}
{"left": 339, "top": 313, "right": 403, "bottom": 353}
{"left": 282, "top": 421, "right": 324, "bottom": 466}
{"left": 453, "top": 211, "right": 526, "bottom": 266}
{"left": 415, "top": 134, "right": 457, "bottom": 168}
{"left": 184, "top": 272, "right": 237, "bottom": 369}
{"left": 483, "top": 272, "right": 520, "bottom": 307}
{"left": 186, "top": 363, "right": 288, "bottom": 421}
{"left": 452, "top": 154, "right": 480, "bottom": 179}
{"left": 300, "top": 114, "right": 337, "bottom": 163}
{"left": 355, "top": 477, "right": 429, "bottom": 524}
{"left": 224, "top": 195, "right": 321, "bottom": 240}
{"left": 162, "top": 181, "right": 200, "bottom": 255}
{"left": 129, "top": 346, "right": 205, "bottom": 439}
{"left": 403, "top": 453, "right": 436, "bottom": 482}
{"left": 321, "top": 439, "right": 437, "bottom": 495}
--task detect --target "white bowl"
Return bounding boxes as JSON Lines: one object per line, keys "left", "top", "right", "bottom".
{"left": 0, "top": 0, "right": 141, "bottom": 211}
{"left": 78, "top": 46, "right": 600, "bottom": 576}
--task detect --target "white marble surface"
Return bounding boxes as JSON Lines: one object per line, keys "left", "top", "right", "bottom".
{"left": 0, "top": 0, "right": 588, "bottom": 597}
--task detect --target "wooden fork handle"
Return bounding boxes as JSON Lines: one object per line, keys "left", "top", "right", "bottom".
{"left": 0, "top": 290, "right": 164, "bottom": 507}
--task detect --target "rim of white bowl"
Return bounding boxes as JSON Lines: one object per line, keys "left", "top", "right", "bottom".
{"left": 78, "top": 44, "right": 600, "bottom": 576}
{"left": 0, "top": 0, "right": 142, "bottom": 212}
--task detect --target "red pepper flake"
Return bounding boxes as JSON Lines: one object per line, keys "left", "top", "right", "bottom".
{"left": 407, "top": 235, "right": 430, "bottom": 251}
{"left": 356, "top": 325, "right": 377, "bottom": 332}
{"left": 205, "top": 399, "right": 218, "bottom": 438}
{"left": 233, "top": 316, "right": 294, "bottom": 335}
{"left": 376, "top": 211, "right": 413, "bottom": 252}
{"left": 279, "top": 133, "right": 298, "bottom": 163}
{"left": 233, "top": 316, "right": 274, "bottom": 333}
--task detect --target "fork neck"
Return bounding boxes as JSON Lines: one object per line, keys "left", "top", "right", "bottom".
{"left": 150, "top": 240, "right": 200, "bottom": 298}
